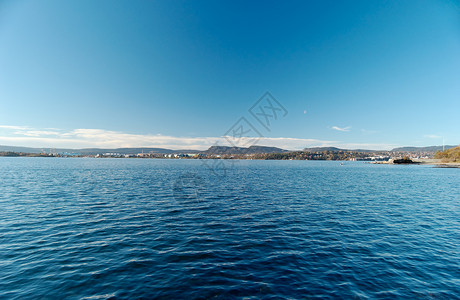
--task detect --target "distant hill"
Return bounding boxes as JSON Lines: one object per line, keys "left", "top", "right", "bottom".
{"left": 303, "top": 147, "right": 375, "bottom": 153}
{"left": 303, "top": 147, "right": 342, "bottom": 152}
{"left": 0, "top": 145, "right": 44, "bottom": 153}
{"left": 75, "top": 148, "right": 200, "bottom": 155}
{"left": 2, "top": 144, "right": 459, "bottom": 156}
{"left": 204, "top": 145, "right": 288, "bottom": 155}
{"left": 303, "top": 145, "right": 460, "bottom": 153}
{"left": 0, "top": 145, "right": 199, "bottom": 155}
{"left": 0, "top": 144, "right": 284, "bottom": 155}
{"left": 391, "top": 145, "right": 457, "bottom": 152}
{"left": 434, "top": 146, "right": 460, "bottom": 162}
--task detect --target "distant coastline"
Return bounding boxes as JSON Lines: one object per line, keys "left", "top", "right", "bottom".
{"left": 2, "top": 144, "right": 458, "bottom": 167}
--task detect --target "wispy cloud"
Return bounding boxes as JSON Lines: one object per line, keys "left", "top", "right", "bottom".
{"left": 0, "top": 125, "right": 333, "bottom": 150}
{"left": 0, "top": 125, "right": 395, "bottom": 150}
{"left": 0, "top": 125, "right": 30, "bottom": 130}
{"left": 331, "top": 126, "right": 351, "bottom": 132}
{"left": 14, "top": 130, "right": 62, "bottom": 137}
{"left": 424, "top": 134, "right": 442, "bottom": 139}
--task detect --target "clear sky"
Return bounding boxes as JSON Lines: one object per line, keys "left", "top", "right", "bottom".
{"left": 0, "top": 0, "right": 459, "bottom": 150}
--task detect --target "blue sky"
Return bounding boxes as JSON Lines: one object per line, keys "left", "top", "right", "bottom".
{"left": 0, "top": 0, "right": 459, "bottom": 150}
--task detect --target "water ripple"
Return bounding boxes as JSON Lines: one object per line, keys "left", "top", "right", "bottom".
{"left": 0, "top": 158, "right": 459, "bottom": 299}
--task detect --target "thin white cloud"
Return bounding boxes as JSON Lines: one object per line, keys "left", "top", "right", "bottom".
{"left": 0, "top": 125, "right": 30, "bottom": 130}
{"left": 0, "top": 125, "right": 395, "bottom": 150}
{"left": 14, "top": 130, "right": 61, "bottom": 137}
{"left": 424, "top": 134, "right": 442, "bottom": 139}
{"left": 331, "top": 126, "right": 351, "bottom": 132}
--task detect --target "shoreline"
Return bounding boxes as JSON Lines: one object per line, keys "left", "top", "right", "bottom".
{"left": 415, "top": 159, "right": 460, "bottom": 168}
{"left": 1, "top": 155, "right": 459, "bottom": 168}
{"left": 371, "top": 159, "right": 460, "bottom": 168}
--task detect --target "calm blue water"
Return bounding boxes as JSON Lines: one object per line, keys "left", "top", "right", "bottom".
{"left": 0, "top": 158, "right": 459, "bottom": 299}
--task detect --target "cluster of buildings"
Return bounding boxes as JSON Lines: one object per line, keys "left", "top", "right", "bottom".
{"left": 94, "top": 152, "right": 200, "bottom": 158}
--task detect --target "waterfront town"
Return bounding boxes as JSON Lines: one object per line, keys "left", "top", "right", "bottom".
{"left": 1, "top": 145, "right": 456, "bottom": 163}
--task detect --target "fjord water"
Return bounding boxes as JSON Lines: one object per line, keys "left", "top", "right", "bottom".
{"left": 1, "top": 158, "right": 459, "bottom": 299}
